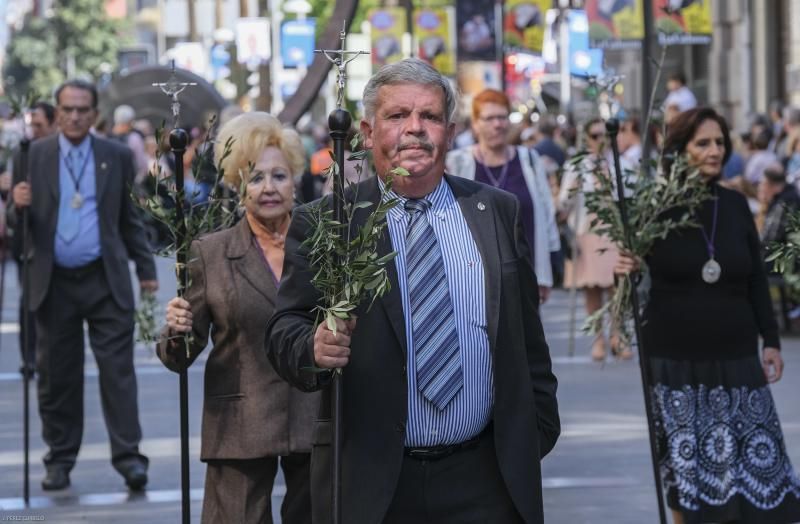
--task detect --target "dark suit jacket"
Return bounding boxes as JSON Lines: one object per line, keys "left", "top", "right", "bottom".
{"left": 266, "top": 175, "right": 560, "bottom": 524}
{"left": 157, "top": 218, "right": 319, "bottom": 460}
{"left": 8, "top": 134, "right": 156, "bottom": 311}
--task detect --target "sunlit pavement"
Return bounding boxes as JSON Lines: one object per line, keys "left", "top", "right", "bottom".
{"left": 2, "top": 256, "right": 800, "bottom": 523}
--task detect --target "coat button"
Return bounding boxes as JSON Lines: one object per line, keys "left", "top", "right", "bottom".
{"left": 395, "top": 422, "right": 405, "bottom": 433}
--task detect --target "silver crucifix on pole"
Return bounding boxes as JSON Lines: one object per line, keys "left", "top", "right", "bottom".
{"left": 315, "top": 21, "right": 369, "bottom": 109}
{"left": 152, "top": 61, "right": 197, "bottom": 128}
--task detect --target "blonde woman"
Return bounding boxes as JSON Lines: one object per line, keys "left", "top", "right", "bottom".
{"left": 158, "top": 112, "right": 319, "bottom": 524}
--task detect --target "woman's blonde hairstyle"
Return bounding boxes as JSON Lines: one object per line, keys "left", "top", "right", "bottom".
{"left": 215, "top": 112, "right": 306, "bottom": 187}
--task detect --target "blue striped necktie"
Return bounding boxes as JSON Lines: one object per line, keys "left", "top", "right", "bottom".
{"left": 405, "top": 198, "right": 463, "bottom": 410}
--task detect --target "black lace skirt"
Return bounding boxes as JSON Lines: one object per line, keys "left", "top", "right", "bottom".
{"left": 649, "top": 355, "right": 800, "bottom": 524}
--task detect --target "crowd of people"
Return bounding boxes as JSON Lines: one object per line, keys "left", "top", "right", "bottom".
{"left": 5, "top": 58, "right": 800, "bottom": 524}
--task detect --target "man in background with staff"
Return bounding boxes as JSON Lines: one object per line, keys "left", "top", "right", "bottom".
{"left": 267, "top": 58, "right": 560, "bottom": 523}
{"left": 9, "top": 79, "right": 157, "bottom": 492}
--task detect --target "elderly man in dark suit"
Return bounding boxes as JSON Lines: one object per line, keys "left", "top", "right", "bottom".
{"left": 267, "top": 58, "right": 560, "bottom": 523}
{"left": 10, "top": 79, "right": 157, "bottom": 492}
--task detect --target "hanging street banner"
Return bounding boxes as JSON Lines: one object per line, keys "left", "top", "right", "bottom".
{"left": 653, "top": 0, "right": 712, "bottom": 45}
{"left": 568, "top": 10, "right": 604, "bottom": 78}
{"left": 236, "top": 18, "right": 271, "bottom": 67}
{"left": 281, "top": 19, "right": 316, "bottom": 68}
{"left": 586, "top": 0, "right": 645, "bottom": 49}
{"left": 456, "top": 0, "right": 497, "bottom": 62}
{"left": 413, "top": 7, "right": 456, "bottom": 76}
{"left": 504, "top": 0, "right": 550, "bottom": 54}
{"left": 368, "top": 8, "right": 406, "bottom": 73}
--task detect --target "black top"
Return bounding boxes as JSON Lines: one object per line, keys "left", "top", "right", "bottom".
{"left": 643, "top": 183, "right": 780, "bottom": 359}
{"left": 474, "top": 152, "right": 536, "bottom": 262}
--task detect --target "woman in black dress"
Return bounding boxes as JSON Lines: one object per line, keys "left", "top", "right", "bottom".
{"left": 617, "top": 107, "right": 800, "bottom": 523}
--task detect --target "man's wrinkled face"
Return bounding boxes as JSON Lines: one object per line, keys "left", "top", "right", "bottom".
{"left": 472, "top": 102, "right": 510, "bottom": 151}
{"left": 360, "top": 83, "right": 454, "bottom": 195}
{"left": 56, "top": 86, "right": 96, "bottom": 144}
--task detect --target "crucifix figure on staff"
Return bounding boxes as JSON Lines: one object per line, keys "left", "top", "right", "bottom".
{"left": 153, "top": 61, "right": 197, "bottom": 129}
{"left": 267, "top": 57, "right": 560, "bottom": 524}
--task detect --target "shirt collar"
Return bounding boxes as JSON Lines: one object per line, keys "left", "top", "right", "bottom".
{"left": 379, "top": 175, "right": 454, "bottom": 223}
{"left": 58, "top": 133, "right": 92, "bottom": 158}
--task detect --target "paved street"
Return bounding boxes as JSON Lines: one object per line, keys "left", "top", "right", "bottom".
{"left": 1, "top": 255, "right": 800, "bottom": 523}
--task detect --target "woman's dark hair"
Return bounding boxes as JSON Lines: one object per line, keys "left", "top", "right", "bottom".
{"left": 582, "top": 117, "right": 604, "bottom": 136}
{"left": 661, "top": 107, "right": 732, "bottom": 174}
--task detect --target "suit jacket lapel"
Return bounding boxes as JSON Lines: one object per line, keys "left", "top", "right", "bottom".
{"left": 94, "top": 139, "right": 111, "bottom": 203}
{"left": 446, "top": 175, "right": 501, "bottom": 354}
{"left": 355, "top": 178, "right": 407, "bottom": 354}
{"left": 227, "top": 218, "right": 277, "bottom": 307}
{"left": 45, "top": 137, "right": 60, "bottom": 203}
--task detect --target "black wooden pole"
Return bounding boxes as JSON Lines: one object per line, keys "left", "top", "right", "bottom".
{"left": 20, "top": 137, "right": 31, "bottom": 507}
{"left": 640, "top": 0, "right": 655, "bottom": 168}
{"left": 328, "top": 107, "right": 350, "bottom": 524}
{"left": 169, "top": 128, "right": 191, "bottom": 524}
{"left": 606, "top": 118, "right": 667, "bottom": 524}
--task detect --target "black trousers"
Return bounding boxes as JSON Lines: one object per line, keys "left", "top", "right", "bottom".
{"left": 35, "top": 262, "right": 146, "bottom": 473}
{"left": 384, "top": 431, "right": 524, "bottom": 524}
{"left": 202, "top": 453, "right": 312, "bottom": 524}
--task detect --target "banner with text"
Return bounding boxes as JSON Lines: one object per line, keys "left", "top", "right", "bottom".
{"left": 654, "top": 0, "right": 712, "bottom": 45}
{"left": 586, "top": 0, "right": 644, "bottom": 49}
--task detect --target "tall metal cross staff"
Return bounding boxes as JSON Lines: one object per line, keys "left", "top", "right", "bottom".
{"left": 152, "top": 64, "right": 195, "bottom": 524}
{"left": 11, "top": 99, "right": 34, "bottom": 508}
{"left": 314, "top": 23, "right": 368, "bottom": 524}
{"left": 606, "top": 118, "right": 667, "bottom": 524}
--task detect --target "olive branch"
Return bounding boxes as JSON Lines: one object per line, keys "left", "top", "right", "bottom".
{"left": 765, "top": 208, "right": 800, "bottom": 307}
{"left": 574, "top": 38, "right": 719, "bottom": 346}
{"left": 302, "top": 135, "right": 405, "bottom": 361}
{"left": 579, "top": 154, "right": 712, "bottom": 344}
{"left": 132, "top": 118, "right": 240, "bottom": 343}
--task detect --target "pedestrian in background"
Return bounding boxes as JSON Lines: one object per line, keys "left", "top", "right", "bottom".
{"left": 159, "top": 112, "right": 318, "bottom": 524}
{"left": 446, "top": 88, "right": 560, "bottom": 302}
{"left": 616, "top": 107, "right": 800, "bottom": 524}
{"left": 9, "top": 79, "right": 157, "bottom": 491}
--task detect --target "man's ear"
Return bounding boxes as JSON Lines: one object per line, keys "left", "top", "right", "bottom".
{"left": 448, "top": 121, "right": 457, "bottom": 149}
{"left": 360, "top": 119, "right": 374, "bottom": 149}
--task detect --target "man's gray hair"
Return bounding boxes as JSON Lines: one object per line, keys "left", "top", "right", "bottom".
{"left": 362, "top": 58, "right": 457, "bottom": 124}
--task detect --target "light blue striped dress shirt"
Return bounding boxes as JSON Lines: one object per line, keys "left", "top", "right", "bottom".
{"left": 382, "top": 177, "right": 493, "bottom": 447}
{"left": 54, "top": 133, "right": 102, "bottom": 268}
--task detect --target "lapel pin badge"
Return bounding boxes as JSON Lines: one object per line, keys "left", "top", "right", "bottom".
{"left": 100, "top": 162, "right": 108, "bottom": 170}
{"left": 477, "top": 202, "right": 486, "bottom": 211}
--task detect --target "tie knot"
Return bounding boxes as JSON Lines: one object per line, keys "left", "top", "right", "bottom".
{"left": 67, "top": 148, "right": 80, "bottom": 165}
{"left": 404, "top": 199, "right": 431, "bottom": 216}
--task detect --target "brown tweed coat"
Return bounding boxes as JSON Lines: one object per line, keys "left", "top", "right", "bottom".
{"left": 158, "top": 217, "right": 319, "bottom": 460}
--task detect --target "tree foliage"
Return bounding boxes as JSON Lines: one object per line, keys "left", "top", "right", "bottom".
{"left": 4, "top": 0, "right": 129, "bottom": 99}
